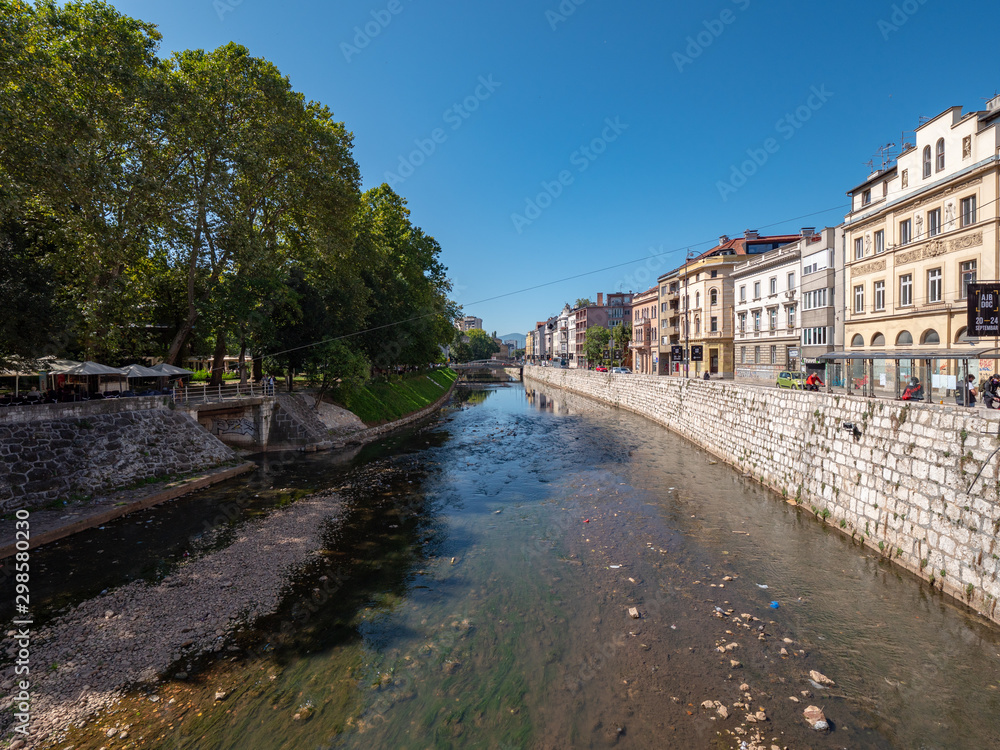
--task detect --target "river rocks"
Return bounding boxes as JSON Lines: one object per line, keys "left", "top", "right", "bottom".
{"left": 804, "top": 704, "right": 829, "bottom": 731}
{"left": 628, "top": 607, "right": 640, "bottom": 619}
{"left": 809, "top": 669, "right": 835, "bottom": 686}
{"left": 214, "top": 690, "right": 227, "bottom": 701}
{"left": 717, "top": 705, "right": 729, "bottom": 719}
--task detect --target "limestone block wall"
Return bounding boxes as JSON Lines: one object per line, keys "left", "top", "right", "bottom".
{"left": 523, "top": 366, "right": 1000, "bottom": 624}
{"left": 0, "top": 399, "right": 237, "bottom": 511}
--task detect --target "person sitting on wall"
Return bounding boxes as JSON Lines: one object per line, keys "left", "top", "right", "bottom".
{"left": 901, "top": 376, "right": 924, "bottom": 401}
{"left": 984, "top": 374, "right": 1000, "bottom": 409}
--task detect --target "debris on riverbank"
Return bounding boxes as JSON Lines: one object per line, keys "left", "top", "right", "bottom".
{"left": 0, "top": 490, "right": 345, "bottom": 748}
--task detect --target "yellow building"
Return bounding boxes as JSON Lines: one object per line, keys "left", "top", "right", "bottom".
{"left": 843, "top": 97, "right": 1000, "bottom": 388}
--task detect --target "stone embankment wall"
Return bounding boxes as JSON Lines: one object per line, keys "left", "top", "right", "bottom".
{"left": 0, "top": 397, "right": 237, "bottom": 511}
{"left": 523, "top": 367, "right": 1000, "bottom": 624}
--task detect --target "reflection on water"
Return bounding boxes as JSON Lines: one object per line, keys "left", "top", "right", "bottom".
{"left": 47, "top": 384, "right": 1000, "bottom": 749}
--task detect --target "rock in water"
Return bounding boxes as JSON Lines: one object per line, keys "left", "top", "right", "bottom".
{"left": 803, "top": 705, "right": 829, "bottom": 731}
{"left": 809, "top": 669, "right": 835, "bottom": 686}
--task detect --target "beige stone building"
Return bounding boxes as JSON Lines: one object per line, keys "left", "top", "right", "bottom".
{"left": 843, "top": 96, "right": 1000, "bottom": 389}
{"left": 628, "top": 286, "right": 658, "bottom": 374}
{"left": 657, "top": 231, "right": 801, "bottom": 378}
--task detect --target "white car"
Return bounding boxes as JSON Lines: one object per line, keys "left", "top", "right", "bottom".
{"left": 610, "top": 367, "right": 632, "bottom": 374}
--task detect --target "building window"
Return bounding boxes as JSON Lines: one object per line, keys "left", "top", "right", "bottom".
{"left": 739, "top": 285, "right": 746, "bottom": 302}
{"left": 922, "top": 146, "right": 931, "bottom": 178}
{"left": 753, "top": 311, "right": 761, "bottom": 331}
{"left": 874, "top": 280, "right": 885, "bottom": 311}
{"left": 769, "top": 308, "right": 777, "bottom": 330}
{"left": 753, "top": 281, "right": 761, "bottom": 299}
{"left": 710, "top": 288, "right": 718, "bottom": 305}
{"left": 862, "top": 188, "right": 871, "bottom": 206}
{"left": 935, "top": 138, "right": 945, "bottom": 172}
{"left": 897, "top": 331, "right": 913, "bottom": 346}
{"left": 769, "top": 277, "right": 777, "bottom": 295}
{"left": 803, "top": 327, "right": 829, "bottom": 346}
{"left": 927, "top": 268, "right": 942, "bottom": 303}
{"left": 741, "top": 346, "right": 746, "bottom": 364}
{"left": 854, "top": 237, "right": 864, "bottom": 260}
{"left": 803, "top": 261, "right": 818, "bottom": 275}
{"left": 961, "top": 195, "right": 977, "bottom": 227}
{"left": 901, "top": 169, "right": 908, "bottom": 188}
{"left": 899, "top": 274, "right": 913, "bottom": 306}
{"left": 787, "top": 271, "right": 795, "bottom": 290}
{"left": 710, "top": 316, "right": 718, "bottom": 332}
{"left": 695, "top": 318, "right": 700, "bottom": 335}
{"left": 738, "top": 313, "right": 746, "bottom": 333}
{"left": 874, "top": 230, "right": 884, "bottom": 254}
{"left": 787, "top": 306, "right": 795, "bottom": 328}
{"left": 851, "top": 333, "right": 864, "bottom": 347}
{"left": 770, "top": 345, "right": 777, "bottom": 364}
{"left": 754, "top": 345, "right": 760, "bottom": 364}
{"left": 961, "top": 260, "right": 977, "bottom": 299}
{"left": 695, "top": 292, "right": 700, "bottom": 308}
{"left": 921, "top": 329, "right": 940, "bottom": 345}
{"left": 928, "top": 208, "right": 941, "bottom": 237}
{"left": 854, "top": 284, "right": 865, "bottom": 313}
{"left": 899, "top": 219, "right": 911, "bottom": 246}
{"left": 711, "top": 270, "right": 718, "bottom": 278}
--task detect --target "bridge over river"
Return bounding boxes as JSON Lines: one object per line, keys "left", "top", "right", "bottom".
{"left": 451, "top": 359, "right": 522, "bottom": 381}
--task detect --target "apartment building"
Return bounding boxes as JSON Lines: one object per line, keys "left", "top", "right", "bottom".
{"left": 628, "top": 286, "right": 659, "bottom": 375}
{"left": 658, "top": 230, "right": 802, "bottom": 377}
{"left": 843, "top": 97, "right": 1000, "bottom": 384}
{"left": 573, "top": 293, "right": 610, "bottom": 369}
{"left": 456, "top": 315, "right": 483, "bottom": 332}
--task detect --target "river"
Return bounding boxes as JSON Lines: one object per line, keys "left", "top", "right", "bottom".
{"left": 26, "top": 383, "right": 1000, "bottom": 749}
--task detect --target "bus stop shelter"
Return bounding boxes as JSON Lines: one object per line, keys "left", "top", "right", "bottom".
{"left": 817, "top": 346, "right": 1000, "bottom": 406}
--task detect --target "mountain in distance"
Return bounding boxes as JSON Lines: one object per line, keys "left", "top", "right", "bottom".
{"left": 498, "top": 332, "right": 526, "bottom": 349}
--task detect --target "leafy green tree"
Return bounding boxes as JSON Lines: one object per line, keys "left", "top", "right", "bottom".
{"left": 584, "top": 326, "right": 611, "bottom": 367}
{"left": 612, "top": 323, "right": 632, "bottom": 367}
{"left": 466, "top": 329, "right": 500, "bottom": 361}
{"left": 306, "top": 339, "right": 370, "bottom": 407}
{"left": 574, "top": 298, "right": 593, "bottom": 309}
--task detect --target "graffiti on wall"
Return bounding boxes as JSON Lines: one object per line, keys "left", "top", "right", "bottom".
{"left": 214, "top": 418, "right": 256, "bottom": 437}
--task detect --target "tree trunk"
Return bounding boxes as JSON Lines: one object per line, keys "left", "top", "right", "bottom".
{"left": 210, "top": 329, "right": 227, "bottom": 386}
{"left": 252, "top": 354, "right": 262, "bottom": 382}
{"left": 238, "top": 327, "right": 248, "bottom": 384}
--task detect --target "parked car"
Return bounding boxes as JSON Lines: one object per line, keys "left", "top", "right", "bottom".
{"left": 595, "top": 366, "right": 609, "bottom": 372}
{"left": 611, "top": 367, "right": 631, "bottom": 374}
{"left": 776, "top": 371, "right": 805, "bottom": 389}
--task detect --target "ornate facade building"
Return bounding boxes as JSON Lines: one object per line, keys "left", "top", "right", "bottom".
{"left": 843, "top": 98, "right": 1000, "bottom": 377}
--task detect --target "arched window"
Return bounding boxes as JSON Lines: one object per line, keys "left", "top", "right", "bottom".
{"left": 896, "top": 331, "right": 913, "bottom": 346}
{"left": 955, "top": 326, "right": 973, "bottom": 343}
{"left": 935, "top": 138, "right": 945, "bottom": 172}
{"left": 851, "top": 334, "right": 864, "bottom": 347}
{"left": 871, "top": 333, "right": 885, "bottom": 347}
{"left": 922, "top": 146, "right": 932, "bottom": 178}
{"left": 710, "top": 288, "right": 718, "bottom": 305}
{"left": 695, "top": 292, "right": 700, "bottom": 308}
{"left": 920, "top": 329, "right": 940, "bottom": 345}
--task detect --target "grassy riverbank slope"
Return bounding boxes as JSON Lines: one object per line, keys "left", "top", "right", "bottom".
{"left": 339, "top": 368, "right": 457, "bottom": 425}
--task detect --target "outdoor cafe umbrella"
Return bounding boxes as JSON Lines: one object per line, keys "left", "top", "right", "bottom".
{"left": 150, "top": 362, "right": 194, "bottom": 376}
{"left": 119, "top": 364, "right": 163, "bottom": 378}
{"left": 62, "top": 361, "right": 128, "bottom": 393}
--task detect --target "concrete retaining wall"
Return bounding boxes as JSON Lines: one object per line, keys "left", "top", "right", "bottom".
{"left": 0, "top": 399, "right": 238, "bottom": 511}
{"left": 523, "top": 366, "right": 1000, "bottom": 624}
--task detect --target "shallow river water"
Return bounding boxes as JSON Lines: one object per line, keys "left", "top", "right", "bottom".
{"left": 31, "top": 384, "right": 1000, "bottom": 749}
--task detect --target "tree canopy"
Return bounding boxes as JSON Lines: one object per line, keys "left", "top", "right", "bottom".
{"left": 0, "top": 1, "right": 457, "bottom": 387}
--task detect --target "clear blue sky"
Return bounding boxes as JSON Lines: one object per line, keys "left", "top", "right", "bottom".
{"left": 109, "top": 0, "right": 1000, "bottom": 337}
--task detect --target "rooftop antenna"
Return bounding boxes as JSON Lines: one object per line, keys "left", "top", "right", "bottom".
{"left": 900, "top": 130, "right": 914, "bottom": 151}
{"left": 872, "top": 142, "right": 896, "bottom": 171}
{"left": 917, "top": 115, "right": 932, "bottom": 125}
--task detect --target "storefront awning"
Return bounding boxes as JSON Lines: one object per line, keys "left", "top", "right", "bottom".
{"left": 818, "top": 347, "right": 1000, "bottom": 361}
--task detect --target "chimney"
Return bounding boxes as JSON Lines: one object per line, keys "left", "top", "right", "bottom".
{"left": 719, "top": 234, "right": 729, "bottom": 246}
{"left": 801, "top": 227, "right": 815, "bottom": 238}
{"left": 597, "top": 292, "right": 604, "bottom": 306}
{"left": 744, "top": 229, "right": 759, "bottom": 240}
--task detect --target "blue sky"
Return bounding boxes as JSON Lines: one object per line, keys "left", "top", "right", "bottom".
{"left": 109, "top": 0, "right": 1000, "bottom": 337}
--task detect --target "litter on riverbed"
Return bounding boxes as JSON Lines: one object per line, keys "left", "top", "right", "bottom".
{"left": 609, "top": 565, "right": 622, "bottom": 569}
{"left": 756, "top": 584, "right": 769, "bottom": 589}
{"left": 770, "top": 601, "right": 780, "bottom": 609}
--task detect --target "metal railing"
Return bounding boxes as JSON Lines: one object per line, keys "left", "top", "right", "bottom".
{"left": 172, "top": 381, "right": 276, "bottom": 405}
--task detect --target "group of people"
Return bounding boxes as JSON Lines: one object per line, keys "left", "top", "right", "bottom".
{"left": 960, "top": 373, "right": 1000, "bottom": 408}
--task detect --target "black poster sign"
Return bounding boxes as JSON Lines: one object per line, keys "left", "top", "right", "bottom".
{"left": 690, "top": 345, "right": 703, "bottom": 362}
{"left": 967, "top": 283, "right": 1000, "bottom": 337}
{"left": 670, "top": 345, "right": 683, "bottom": 362}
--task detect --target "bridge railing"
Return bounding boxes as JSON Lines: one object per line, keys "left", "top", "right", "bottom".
{"left": 172, "top": 381, "right": 274, "bottom": 405}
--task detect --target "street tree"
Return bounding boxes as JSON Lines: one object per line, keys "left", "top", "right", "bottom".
{"left": 584, "top": 326, "right": 611, "bottom": 367}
